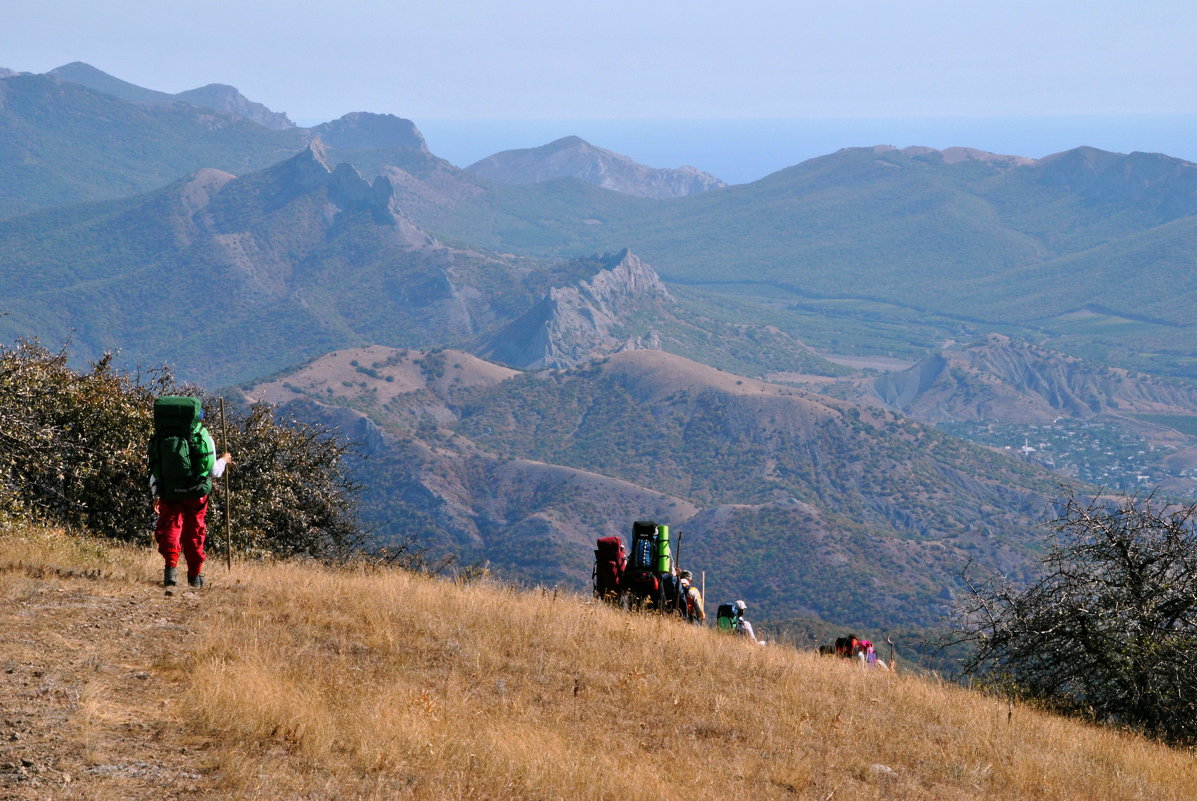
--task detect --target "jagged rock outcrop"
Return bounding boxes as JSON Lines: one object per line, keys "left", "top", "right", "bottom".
{"left": 481, "top": 249, "right": 675, "bottom": 368}
{"left": 873, "top": 334, "right": 1197, "bottom": 422}
{"left": 230, "top": 140, "right": 430, "bottom": 240}
{"left": 48, "top": 62, "right": 295, "bottom": 129}
{"left": 466, "top": 136, "right": 726, "bottom": 198}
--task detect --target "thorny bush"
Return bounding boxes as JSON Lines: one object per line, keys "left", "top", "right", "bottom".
{"left": 0, "top": 340, "right": 361, "bottom": 559}
{"left": 950, "top": 492, "right": 1197, "bottom": 745}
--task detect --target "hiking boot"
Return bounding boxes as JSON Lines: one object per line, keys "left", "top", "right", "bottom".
{"left": 187, "top": 574, "right": 205, "bottom": 588}
{"left": 163, "top": 567, "right": 178, "bottom": 587}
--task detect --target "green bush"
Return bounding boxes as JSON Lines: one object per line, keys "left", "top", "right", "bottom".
{"left": 0, "top": 340, "right": 361, "bottom": 560}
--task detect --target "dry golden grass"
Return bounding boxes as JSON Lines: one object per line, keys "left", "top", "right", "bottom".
{"left": 3, "top": 525, "right": 1197, "bottom": 800}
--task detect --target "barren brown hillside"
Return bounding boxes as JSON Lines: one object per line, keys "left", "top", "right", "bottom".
{"left": 3, "top": 525, "right": 1196, "bottom": 801}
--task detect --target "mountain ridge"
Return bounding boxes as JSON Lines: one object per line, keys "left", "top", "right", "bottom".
{"left": 248, "top": 344, "right": 1062, "bottom": 628}
{"left": 466, "top": 135, "right": 727, "bottom": 198}
{"left": 48, "top": 61, "right": 296, "bottom": 130}
{"left": 0, "top": 143, "right": 554, "bottom": 384}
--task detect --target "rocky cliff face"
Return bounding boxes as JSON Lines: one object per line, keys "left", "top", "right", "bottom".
{"left": 466, "top": 136, "right": 726, "bottom": 198}
{"left": 308, "top": 112, "right": 428, "bottom": 152}
{"left": 481, "top": 249, "right": 674, "bottom": 369}
{"left": 174, "top": 83, "right": 295, "bottom": 130}
{"left": 873, "top": 334, "right": 1197, "bottom": 422}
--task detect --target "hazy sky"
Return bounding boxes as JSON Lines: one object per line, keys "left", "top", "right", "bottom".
{"left": 5, "top": 0, "right": 1195, "bottom": 123}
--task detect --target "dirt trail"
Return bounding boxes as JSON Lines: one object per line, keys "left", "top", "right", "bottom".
{"left": 1, "top": 569, "right": 218, "bottom": 801}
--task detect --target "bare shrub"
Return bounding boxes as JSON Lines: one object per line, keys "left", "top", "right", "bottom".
{"left": 950, "top": 492, "right": 1197, "bottom": 745}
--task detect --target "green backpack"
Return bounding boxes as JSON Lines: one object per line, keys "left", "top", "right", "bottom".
{"left": 148, "top": 396, "right": 215, "bottom": 501}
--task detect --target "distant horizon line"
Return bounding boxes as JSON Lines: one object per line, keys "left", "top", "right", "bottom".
{"left": 374, "top": 115, "right": 1197, "bottom": 184}
{"left": 296, "top": 112, "right": 1197, "bottom": 127}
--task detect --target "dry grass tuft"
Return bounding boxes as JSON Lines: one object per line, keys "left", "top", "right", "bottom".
{"left": 3, "top": 527, "right": 1197, "bottom": 800}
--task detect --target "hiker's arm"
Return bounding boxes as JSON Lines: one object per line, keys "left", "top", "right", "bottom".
{"left": 211, "top": 453, "right": 233, "bottom": 479}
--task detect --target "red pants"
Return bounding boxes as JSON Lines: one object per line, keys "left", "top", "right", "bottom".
{"left": 155, "top": 496, "right": 208, "bottom": 578}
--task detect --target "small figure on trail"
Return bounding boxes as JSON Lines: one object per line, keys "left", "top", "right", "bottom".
{"left": 733, "top": 600, "right": 765, "bottom": 645}
{"left": 859, "top": 639, "right": 889, "bottom": 670}
{"left": 678, "top": 570, "right": 705, "bottom": 623}
{"left": 834, "top": 633, "right": 860, "bottom": 659}
{"left": 717, "top": 600, "right": 765, "bottom": 644}
{"left": 148, "top": 396, "right": 232, "bottom": 589}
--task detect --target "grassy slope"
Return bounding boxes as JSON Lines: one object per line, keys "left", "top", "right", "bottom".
{"left": 3, "top": 525, "right": 1195, "bottom": 801}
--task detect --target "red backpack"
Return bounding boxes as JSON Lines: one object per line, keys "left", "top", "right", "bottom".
{"left": 593, "top": 536, "right": 626, "bottom": 599}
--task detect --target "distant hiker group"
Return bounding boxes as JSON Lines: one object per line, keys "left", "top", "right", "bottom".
{"left": 594, "top": 521, "right": 706, "bottom": 622}
{"left": 597, "top": 521, "right": 766, "bottom": 638}
{"left": 594, "top": 523, "right": 897, "bottom": 664}
{"left": 820, "top": 633, "right": 891, "bottom": 670}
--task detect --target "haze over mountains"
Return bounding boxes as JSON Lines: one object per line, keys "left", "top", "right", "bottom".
{"left": 0, "top": 63, "right": 725, "bottom": 219}
{"left": 4, "top": 62, "right": 1197, "bottom": 634}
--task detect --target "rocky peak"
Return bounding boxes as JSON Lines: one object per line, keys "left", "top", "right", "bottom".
{"left": 466, "top": 137, "right": 726, "bottom": 199}
{"left": 566, "top": 248, "right": 673, "bottom": 309}
{"left": 309, "top": 112, "right": 428, "bottom": 152}
{"left": 480, "top": 249, "right": 675, "bottom": 369}
{"left": 48, "top": 61, "right": 168, "bottom": 104}
{"left": 543, "top": 135, "right": 586, "bottom": 153}
{"left": 174, "top": 83, "right": 295, "bottom": 130}
{"left": 269, "top": 140, "right": 334, "bottom": 192}
{"left": 256, "top": 142, "right": 410, "bottom": 228}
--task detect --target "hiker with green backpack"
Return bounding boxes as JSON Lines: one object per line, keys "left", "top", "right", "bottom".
{"left": 716, "top": 600, "right": 766, "bottom": 644}
{"left": 148, "top": 396, "right": 232, "bottom": 588}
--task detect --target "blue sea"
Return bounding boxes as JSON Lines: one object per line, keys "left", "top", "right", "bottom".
{"left": 410, "top": 116, "right": 1197, "bottom": 186}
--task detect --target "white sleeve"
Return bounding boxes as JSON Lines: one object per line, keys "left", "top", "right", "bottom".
{"left": 210, "top": 457, "right": 227, "bottom": 479}
{"left": 740, "top": 619, "right": 757, "bottom": 642}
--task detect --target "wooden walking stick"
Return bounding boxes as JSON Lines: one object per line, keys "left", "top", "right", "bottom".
{"left": 219, "top": 397, "right": 233, "bottom": 572}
